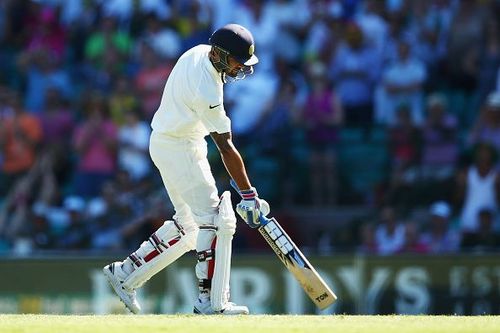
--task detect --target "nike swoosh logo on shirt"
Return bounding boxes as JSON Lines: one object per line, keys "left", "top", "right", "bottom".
{"left": 209, "top": 104, "right": 221, "bottom": 109}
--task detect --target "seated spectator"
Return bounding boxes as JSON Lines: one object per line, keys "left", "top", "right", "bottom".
{"left": 456, "top": 143, "right": 500, "bottom": 232}
{"left": 0, "top": 91, "right": 43, "bottom": 197}
{"left": 460, "top": 208, "right": 500, "bottom": 252}
{"left": 420, "top": 201, "right": 460, "bottom": 253}
{"left": 468, "top": 91, "right": 500, "bottom": 151}
{"left": 420, "top": 93, "right": 459, "bottom": 180}
{"left": 398, "top": 221, "right": 429, "bottom": 254}
{"left": 375, "top": 206, "right": 406, "bottom": 255}
{"left": 72, "top": 93, "right": 118, "bottom": 198}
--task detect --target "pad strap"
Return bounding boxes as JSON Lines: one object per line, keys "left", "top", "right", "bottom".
{"left": 197, "top": 249, "right": 215, "bottom": 262}
{"left": 128, "top": 221, "right": 186, "bottom": 269}
{"left": 199, "top": 279, "right": 211, "bottom": 291}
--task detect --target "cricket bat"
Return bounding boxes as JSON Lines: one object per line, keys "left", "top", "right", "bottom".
{"left": 230, "top": 180, "right": 337, "bottom": 310}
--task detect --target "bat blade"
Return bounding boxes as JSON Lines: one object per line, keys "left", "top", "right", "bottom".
{"left": 258, "top": 218, "right": 337, "bottom": 310}
{"left": 228, "top": 179, "right": 337, "bottom": 309}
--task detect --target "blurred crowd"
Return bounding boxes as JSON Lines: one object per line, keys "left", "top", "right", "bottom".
{"left": 0, "top": 0, "right": 499, "bottom": 255}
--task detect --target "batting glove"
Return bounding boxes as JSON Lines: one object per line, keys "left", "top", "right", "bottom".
{"left": 236, "top": 187, "right": 270, "bottom": 228}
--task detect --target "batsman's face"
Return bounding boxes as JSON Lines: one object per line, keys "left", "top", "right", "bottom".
{"left": 226, "top": 56, "right": 245, "bottom": 77}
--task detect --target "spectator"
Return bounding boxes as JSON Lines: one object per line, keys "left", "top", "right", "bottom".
{"left": 249, "top": 76, "right": 301, "bottom": 205}
{"left": 460, "top": 208, "right": 500, "bottom": 252}
{"left": 446, "top": 0, "right": 485, "bottom": 89}
{"left": 357, "top": 221, "right": 378, "bottom": 254}
{"left": 445, "top": 0, "right": 484, "bottom": 125}
{"left": 172, "top": 0, "right": 211, "bottom": 52}
{"left": 37, "top": 88, "right": 75, "bottom": 186}
{"left": 117, "top": 109, "right": 151, "bottom": 181}
{"left": 0, "top": 174, "right": 34, "bottom": 245}
{"left": 88, "top": 181, "right": 135, "bottom": 250}
{"left": 38, "top": 88, "right": 75, "bottom": 146}
{"left": 476, "top": 18, "right": 500, "bottom": 107}
{"left": 355, "top": 0, "right": 389, "bottom": 58}
{"left": 80, "top": 16, "right": 132, "bottom": 93}
{"left": 234, "top": 0, "right": 279, "bottom": 71}
{"left": 84, "top": 16, "right": 132, "bottom": 71}
{"left": 0, "top": 147, "right": 57, "bottom": 249}
{"left": 134, "top": 43, "right": 173, "bottom": 119}
{"left": 72, "top": 93, "right": 118, "bottom": 198}
{"left": 456, "top": 143, "right": 500, "bottom": 233}
{"left": 224, "top": 70, "right": 279, "bottom": 152}
{"left": 55, "top": 195, "right": 88, "bottom": 249}
{"left": 0, "top": 91, "right": 43, "bottom": 197}
{"left": 420, "top": 93, "right": 459, "bottom": 181}
{"left": 398, "top": 221, "right": 429, "bottom": 254}
{"left": 375, "top": 39, "right": 427, "bottom": 126}
{"left": 266, "top": 0, "right": 311, "bottom": 64}
{"left": 300, "top": 61, "right": 343, "bottom": 206}
{"left": 138, "top": 13, "right": 181, "bottom": 60}
{"left": 17, "top": 48, "right": 72, "bottom": 113}
{"left": 25, "top": 6, "right": 66, "bottom": 62}
{"left": 468, "top": 91, "right": 500, "bottom": 151}
{"left": 109, "top": 75, "right": 140, "bottom": 125}
{"left": 329, "top": 22, "right": 379, "bottom": 127}
{"left": 385, "top": 105, "right": 422, "bottom": 209}
{"left": 407, "top": 1, "right": 450, "bottom": 90}
{"left": 375, "top": 206, "right": 406, "bottom": 255}
{"left": 303, "top": 1, "right": 343, "bottom": 64}
{"left": 420, "top": 201, "right": 460, "bottom": 253}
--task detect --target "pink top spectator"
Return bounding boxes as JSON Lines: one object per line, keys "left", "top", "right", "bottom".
{"left": 73, "top": 120, "right": 117, "bottom": 173}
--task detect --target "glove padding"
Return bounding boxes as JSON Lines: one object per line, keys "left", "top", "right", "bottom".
{"left": 235, "top": 187, "right": 270, "bottom": 228}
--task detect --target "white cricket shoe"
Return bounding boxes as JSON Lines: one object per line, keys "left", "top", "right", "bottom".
{"left": 193, "top": 297, "right": 249, "bottom": 315}
{"left": 103, "top": 262, "right": 141, "bottom": 314}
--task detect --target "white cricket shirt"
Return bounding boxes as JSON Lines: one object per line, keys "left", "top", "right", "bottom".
{"left": 151, "top": 45, "right": 230, "bottom": 138}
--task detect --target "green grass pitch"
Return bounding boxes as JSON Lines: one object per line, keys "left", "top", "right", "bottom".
{"left": 0, "top": 315, "right": 499, "bottom": 333}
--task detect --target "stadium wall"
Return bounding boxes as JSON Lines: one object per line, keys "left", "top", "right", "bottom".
{"left": 0, "top": 255, "right": 498, "bottom": 315}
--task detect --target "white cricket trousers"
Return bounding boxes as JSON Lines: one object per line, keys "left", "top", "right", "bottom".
{"left": 149, "top": 131, "right": 220, "bottom": 280}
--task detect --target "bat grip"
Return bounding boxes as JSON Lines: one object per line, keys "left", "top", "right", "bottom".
{"left": 229, "top": 179, "right": 270, "bottom": 226}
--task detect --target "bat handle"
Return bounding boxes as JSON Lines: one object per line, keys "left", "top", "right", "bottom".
{"left": 229, "top": 179, "right": 270, "bottom": 226}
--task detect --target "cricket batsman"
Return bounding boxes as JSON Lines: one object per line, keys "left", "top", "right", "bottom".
{"left": 103, "top": 24, "right": 269, "bottom": 315}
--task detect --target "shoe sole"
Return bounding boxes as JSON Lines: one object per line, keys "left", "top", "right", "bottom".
{"left": 103, "top": 265, "right": 140, "bottom": 314}
{"left": 193, "top": 304, "right": 249, "bottom": 315}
